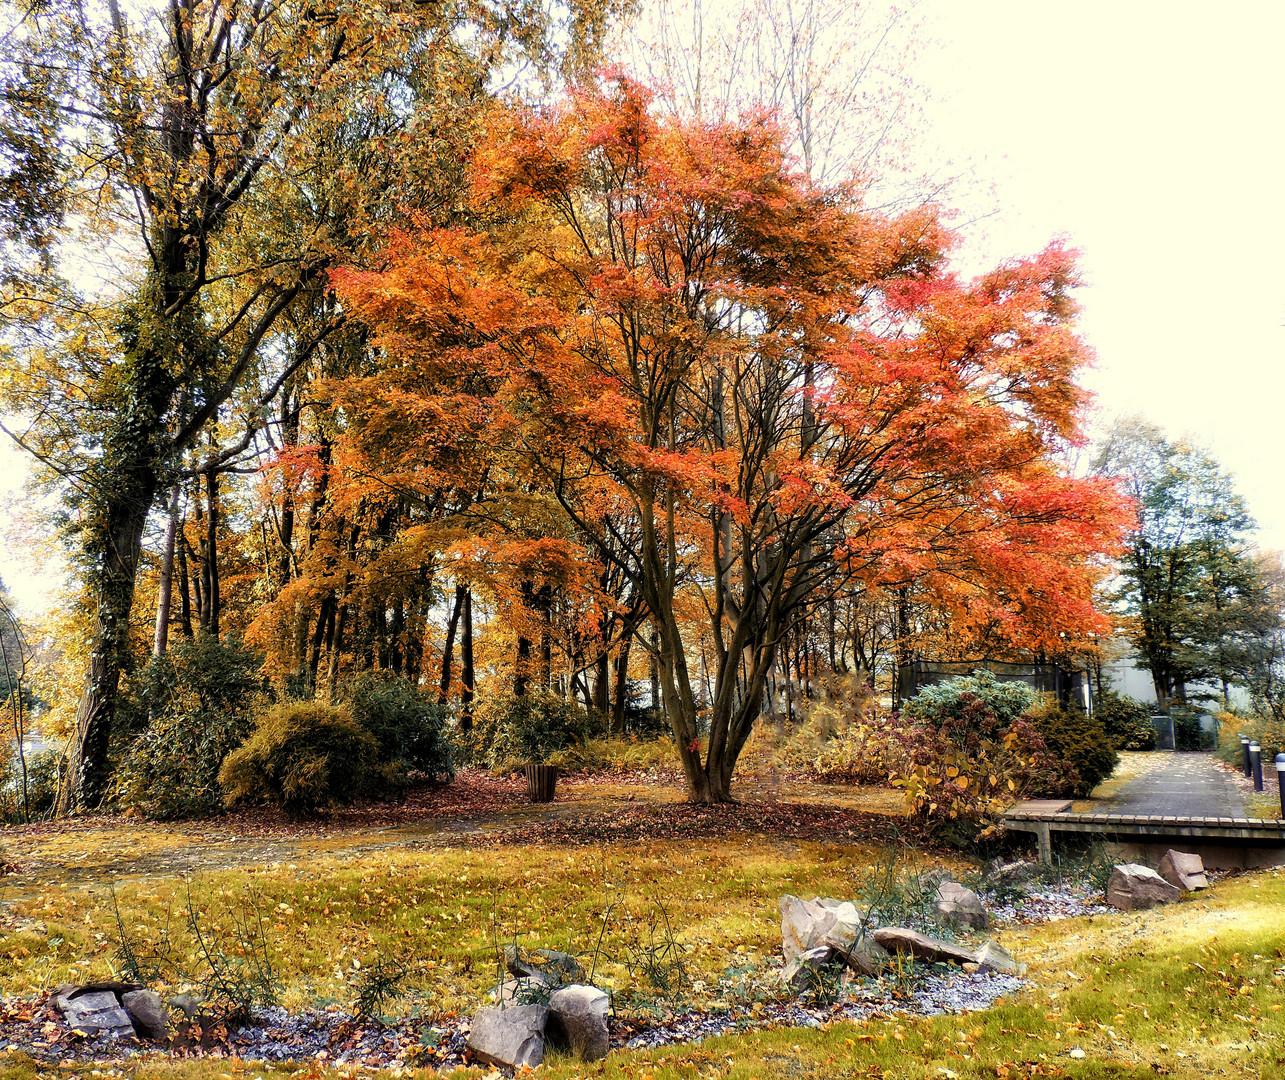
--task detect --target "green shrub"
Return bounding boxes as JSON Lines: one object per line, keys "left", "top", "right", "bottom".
{"left": 0, "top": 748, "right": 61, "bottom": 823}
{"left": 218, "top": 702, "right": 386, "bottom": 818}
{"left": 112, "top": 635, "right": 268, "bottom": 819}
{"left": 1171, "top": 706, "right": 1215, "bottom": 751}
{"left": 1094, "top": 691, "right": 1157, "bottom": 751}
{"left": 890, "top": 674, "right": 1077, "bottom": 825}
{"left": 544, "top": 735, "right": 675, "bottom": 772}
{"left": 903, "top": 670, "right": 1036, "bottom": 728}
{"left": 342, "top": 672, "right": 455, "bottom": 783}
{"left": 465, "top": 689, "right": 600, "bottom": 771}
{"left": 1026, "top": 697, "right": 1118, "bottom": 797}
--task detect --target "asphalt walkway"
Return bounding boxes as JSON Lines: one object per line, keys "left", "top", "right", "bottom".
{"left": 1096, "top": 752, "right": 1245, "bottom": 818}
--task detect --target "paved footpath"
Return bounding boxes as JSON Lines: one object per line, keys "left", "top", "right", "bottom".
{"left": 1097, "top": 752, "right": 1245, "bottom": 818}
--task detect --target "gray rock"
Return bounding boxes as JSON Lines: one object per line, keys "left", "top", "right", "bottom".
{"left": 779, "top": 895, "right": 864, "bottom": 960}
{"left": 836, "top": 934, "right": 890, "bottom": 976}
{"left": 871, "top": 927, "right": 978, "bottom": 966}
{"left": 987, "top": 859, "right": 1038, "bottom": 886}
{"left": 919, "top": 867, "right": 957, "bottom": 888}
{"left": 781, "top": 945, "right": 840, "bottom": 989}
{"left": 121, "top": 990, "right": 168, "bottom": 1040}
{"left": 489, "top": 978, "right": 550, "bottom": 1005}
{"left": 1106, "top": 864, "right": 1181, "bottom": 910}
{"left": 467, "top": 1004, "right": 547, "bottom": 1069}
{"left": 933, "top": 881, "right": 989, "bottom": 930}
{"left": 167, "top": 993, "right": 202, "bottom": 1019}
{"left": 1157, "top": 850, "right": 1208, "bottom": 891}
{"left": 52, "top": 987, "right": 136, "bottom": 1038}
{"left": 504, "top": 945, "right": 584, "bottom": 986}
{"left": 974, "top": 940, "right": 1022, "bottom": 975}
{"left": 547, "top": 984, "right": 610, "bottom": 1062}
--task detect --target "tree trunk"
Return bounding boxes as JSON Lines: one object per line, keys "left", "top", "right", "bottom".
{"left": 460, "top": 589, "right": 474, "bottom": 729}
{"left": 592, "top": 651, "right": 610, "bottom": 714}
{"left": 611, "top": 634, "right": 631, "bottom": 735}
{"left": 176, "top": 529, "right": 194, "bottom": 638}
{"left": 59, "top": 464, "right": 162, "bottom": 811}
{"left": 202, "top": 466, "right": 220, "bottom": 639}
{"left": 438, "top": 584, "right": 465, "bottom": 704}
{"left": 515, "top": 580, "right": 538, "bottom": 696}
{"left": 153, "top": 483, "right": 181, "bottom": 658}
{"left": 307, "top": 595, "right": 335, "bottom": 694}
{"left": 649, "top": 628, "right": 660, "bottom": 717}
{"left": 325, "top": 601, "right": 347, "bottom": 701}
{"left": 389, "top": 595, "right": 405, "bottom": 675}
{"left": 894, "top": 586, "right": 911, "bottom": 709}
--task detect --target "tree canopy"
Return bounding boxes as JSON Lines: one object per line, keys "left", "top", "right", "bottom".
{"left": 332, "top": 79, "right": 1128, "bottom": 801}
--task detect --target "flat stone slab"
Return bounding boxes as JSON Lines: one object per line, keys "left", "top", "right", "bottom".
{"left": 871, "top": 928, "right": 977, "bottom": 966}
{"left": 1011, "top": 800, "right": 1073, "bottom": 815}
{"left": 52, "top": 987, "right": 136, "bottom": 1038}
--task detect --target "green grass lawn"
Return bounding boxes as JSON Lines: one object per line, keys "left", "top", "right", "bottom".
{"left": 2, "top": 828, "right": 1282, "bottom": 1080}
{"left": 0, "top": 835, "right": 967, "bottom": 1012}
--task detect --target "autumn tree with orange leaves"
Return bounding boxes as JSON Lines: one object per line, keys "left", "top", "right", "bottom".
{"left": 334, "top": 78, "right": 1129, "bottom": 803}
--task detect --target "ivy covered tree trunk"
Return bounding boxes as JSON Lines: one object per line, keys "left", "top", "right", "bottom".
{"left": 60, "top": 286, "right": 180, "bottom": 810}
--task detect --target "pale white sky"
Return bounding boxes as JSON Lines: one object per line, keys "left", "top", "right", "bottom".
{"left": 913, "top": 0, "right": 1285, "bottom": 549}
{"left": 3, "top": 0, "right": 1283, "bottom": 612}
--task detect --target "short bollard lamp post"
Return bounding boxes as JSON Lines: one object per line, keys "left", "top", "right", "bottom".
{"left": 1249, "top": 741, "right": 1263, "bottom": 792}
{"left": 1240, "top": 734, "right": 1252, "bottom": 776}
{"left": 1277, "top": 754, "right": 1285, "bottom": 818}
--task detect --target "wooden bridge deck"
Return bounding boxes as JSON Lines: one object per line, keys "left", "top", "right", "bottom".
{"left": 1001, "top": 800, "right": 1285, "bottom": 863}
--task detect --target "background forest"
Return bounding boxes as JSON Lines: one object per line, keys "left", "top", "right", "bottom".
{"left": 1, "top": 0, "right": 1282, "bottom": 823}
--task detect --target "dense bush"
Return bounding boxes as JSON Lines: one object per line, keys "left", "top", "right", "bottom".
{"left": 903, "top": 671, "right": 1037, "bottom": 728}
{"left": 1026, "top": 697, "right": 1118, "bottom": 797}
{"left": 342, "top": 672, "right": 454, "bottom": 783}
{"left": 1171, "top": 706, "right": 1215, "bottom": 751}
{"left": 465, "top": 689, "right": 600, "bottom": 771}
{"left": 218, "top": 702, "right": 387, "bottom": 818}
{"left": 543, "top": 735, "right": 675, "bottom": 773}
{"left": 1095, "top": 691, "right": 1157, "bottom": 751}
{"left": 1215, "top": 713, "right": 1283, "bottom": 765}
{"left": 112, "top": 636, "right": 268, "bottom": 819}
{"left": 0, "top": 748, "right": 61, "bottom": 823}
{"left": 892, "top": 676, "right": 1077, "bottom": 823}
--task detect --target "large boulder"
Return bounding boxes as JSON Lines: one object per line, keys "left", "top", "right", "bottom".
{"left": 1106, "top": 864, "right": 1181, "bottom": 911}
{"left": 51, "top": 986, "right": 137, "bottom": 1038}
{"left": 933, "top": 882, "right": 989, "bottom": 930}
{"left": 779, "top": 895, "right": 860, "bottom": 959}
{"left": 121, "top": 990, "right": 168, "bottom": 1040}
{"left": 871, "top": 927, "right": 978, "bottom": 966}
{"left": 547, "top": 984, "right": 610, "bottom": 1062}
{"left": 780, "top": 895, "right": 889, "bottom": 976}
{"left": 1157, "top": 850, "right": 1208, "bottom": 891}
{"left": 467, "top": 1004, "right": 547, "bottom": 1069}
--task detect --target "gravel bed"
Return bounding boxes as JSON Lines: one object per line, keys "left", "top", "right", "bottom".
{"left": 986, "top": 886, "right": 1113, "bottom": 924}
{"left": 621, "top": 968, "right": 1027, "bottom": 1050}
